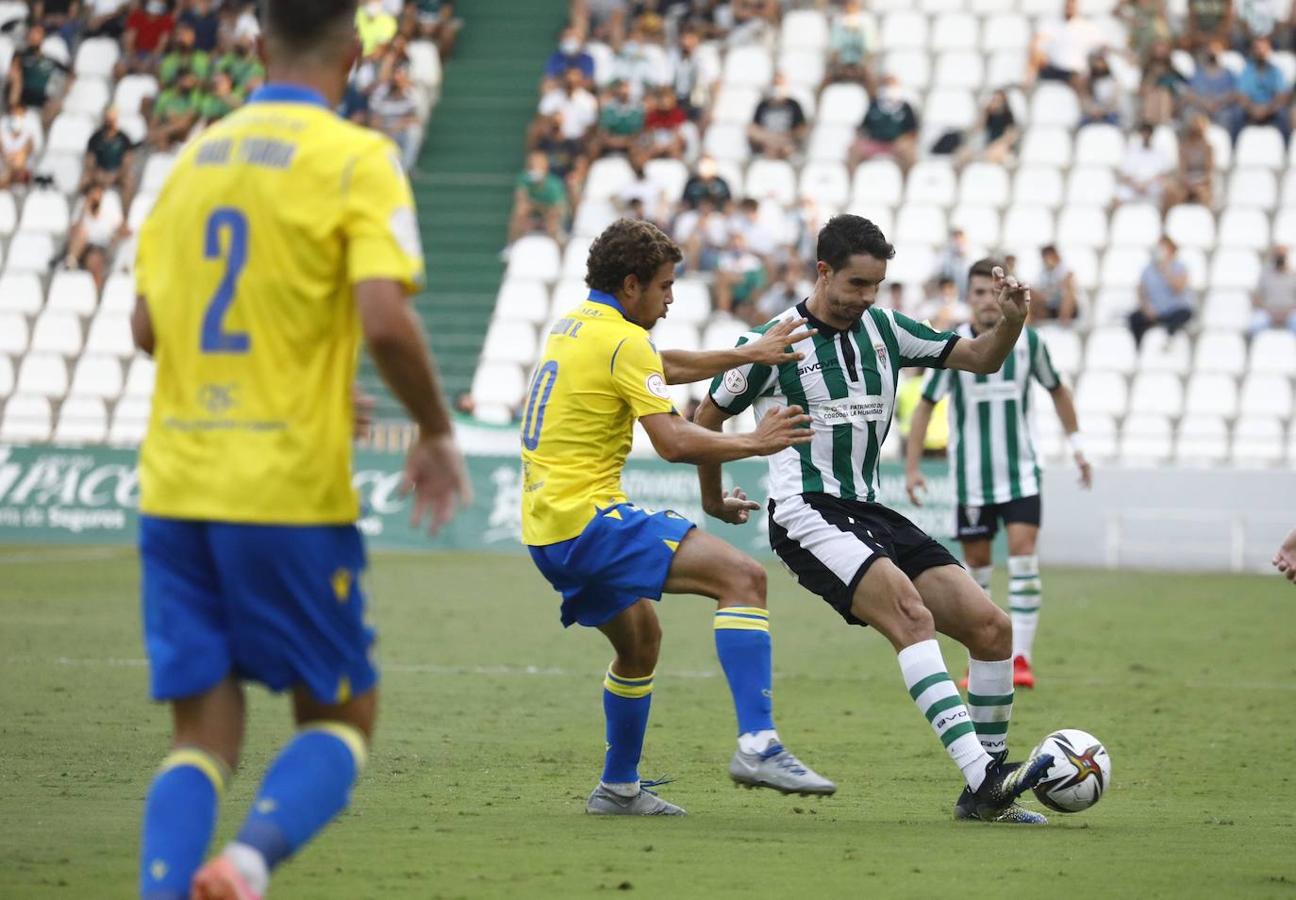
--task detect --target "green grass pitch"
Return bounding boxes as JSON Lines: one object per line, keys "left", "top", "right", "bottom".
{"left": 1, "top": 547, "right": 1293, "bottom": 898}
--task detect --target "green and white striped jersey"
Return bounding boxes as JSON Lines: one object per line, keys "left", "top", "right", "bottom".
{"left": 920, "top": 324, "right": 1062, "bottom": 506}
{"left": 709, "top": 300, "right": 959, "bottom": 503}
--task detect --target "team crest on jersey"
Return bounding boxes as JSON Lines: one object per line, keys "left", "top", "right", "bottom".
{"left": 873, "top": 342, "right": 888, "bottom": 367}
{"left": 723, "top": 368, "right": 748, "bottom": 394}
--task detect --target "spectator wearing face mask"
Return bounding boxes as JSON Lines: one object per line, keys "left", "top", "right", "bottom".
{"left": 669, "top": 21, "right": 719, "bottom": 121}
{"left": 149, "top": 68, "right": 203, "bottom": 149}
{"left": 1031, "top": 245, "right": 1079, "bottom": 324}
{"left": 640, "top": 86, "right": 688, "bottom": 160}
{"left": 7, "top": 24, "right": 73, "bottom": 128}
{"left": 510, "top": 150, "right": 568, "bottom": 243}
{"left": 180, "top": 0, "right": 223, "bottom": 53}
{"left": 198, "top": 71, "right": 241, "bottom": 125}
{"left": 747, "top": 73, "right": 807, "bottom": 160}
{"left": 849, "top": 75, "right": 919, "bottom": 172}
{"left": 370, "top": 67, "right": 423, "bottom": 171}
{"left": 1165, "top": 114, "right": 1215, "bottom": 211}
{"left": 1235, "top": 37, "right": 1291, "bottom": 141}
{"left": 1081, "top": 51, "right": 1121, "bottom": 125}
{"left": 405, "top": 1, "right": 463, "bottom": 61}
{"left": 681, "top": 155, "right": 732, "bottom": 212}
{"left": 82, "top": 106, "right": 138, "bottom": 200}
{"left": 160, "top": 24, "right": 212, "bottom": 85}
{"left": 1117, "top": 121, "right": 1172, "bottom": 204}
{"left": 124, "top": 1, "right": 177, "bottom": 74}
{"left": 957, "top": 89, "right": 1018, "bottom": 166}
{"left": 1131, "top": 237, "right": 1194, "bottom": 344}
{"left": 1182, "top": 40, "right": 1240, "bottom": 132}
{"left": 826, "top": 0, "right": 877, "bottom": 90}
{"left": 1252, "top": 246, "right": 1296, "bottom": 335}
{"left": 0, "top": 102, "right": 40, "bottom": 189}
{"left": 545, "top": 25, "right": 596, "bottom": 85}
{"left": 590, "top": 79, "right": 643, "bottom": 158}
{"left": 215, "top": 35, "right": 266, "bottom": 94}
{"left": 65, "top": 184, "right": 128, "bottom": 292}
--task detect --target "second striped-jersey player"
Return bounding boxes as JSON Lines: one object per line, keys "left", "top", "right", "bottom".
{"left": 695, "top": 217, "right": 1057, "bottom": 824}
{"left": 906, "top": 257, "right": 1092, "bottom": 689}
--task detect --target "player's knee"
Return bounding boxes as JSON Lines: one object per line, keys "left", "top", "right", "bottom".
{"left": 621, "top": 618, "right": 662, "bottom": 673}
{"left": 894, "top": 591, "right": 935, "bottom": 644}
{"left": 732, "top": 557, "right": 768, "bottom": 608}
{"left": 969, "top": 604, "right": 1012, "bottom": 659}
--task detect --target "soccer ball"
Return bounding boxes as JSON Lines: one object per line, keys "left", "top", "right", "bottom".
{"left": 1031, "top": 729, "right": 1112, "bottom": 813}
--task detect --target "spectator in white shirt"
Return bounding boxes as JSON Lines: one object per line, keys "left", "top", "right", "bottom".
{"left": 370, "top": 67, "right": 422, "bottom": 171}
{"left": 65, "top": 184, "right": 128, "bottom": 291}
{"left": 1117, "top": 122, "right": 1172, "bottom": 205}
{"left": 1030, "top": 0, "right": 1105, "bottom": 88}
{"left": 0, "top": 102, "right": 40, "bottom": 189}
{"left": 1252, "top": 245, "right": 1296, "bottom": 335}
{"left": 538, "top": 66, "right": 600, "bottom": 143}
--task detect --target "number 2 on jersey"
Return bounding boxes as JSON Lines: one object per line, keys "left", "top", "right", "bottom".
{"left": 522, "top": 361, "right": 559, "bottom": 451}
{"left": 201, "top": 208, "right": 251, "bottom": 353}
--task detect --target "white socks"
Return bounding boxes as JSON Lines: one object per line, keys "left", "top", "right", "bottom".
{"left": 223, "top": 842, "right": 269, "bottom": 896}
{"left": 1008, "top": 555, "right": 1041, "bottom": 662}
{"left": 969, "top": 565, "right": 993, "bottom": 596}
{"left": 897, "top": 639, "right": 991, "bottom": 791}
{"left": 965, "top": 657, "right": 1013, "bottom": 757}
{"left": 738, "top": 729, "right": 780, "bottom": 755}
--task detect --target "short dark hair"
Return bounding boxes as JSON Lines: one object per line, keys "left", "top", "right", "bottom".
{"left": 586, "top": 219, "right": 683, "bottom": 295}
{"left": 1041, "top": 243, "right": 1058, "bottom": 256}
{"left": 967, "top": 257, "right": 1001, "bottom": 282}
{"left": 816, "top": 214, "right": 895, "bottom": 271}
{"left": 262, "top": 0, "right": 357, "bottom": 54}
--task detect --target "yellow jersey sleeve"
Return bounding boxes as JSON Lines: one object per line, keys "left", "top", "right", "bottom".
{"left": 343, "top": 140, "right": 425, "bottom": 292}
{"left": 610, "top": 334, "right": 675, "bottom": 419}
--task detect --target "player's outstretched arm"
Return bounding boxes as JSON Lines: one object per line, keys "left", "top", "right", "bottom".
{"left": 659, "top": 317, "right": 816, "bottom": 384}
{"left": 1048, "top": 384, "right": 1093, "bottom": 488}
{"left": 691, "top": 396, "right": 761, "bottom": 525}
{"left": 904, "top": 398, "right": 935, "bottom": 506}
{"left": 1274, "top": 528, "right": 1296, "bottom": 584}
{"left": 944, "top": 266, "right": 1030, "bottom": 374}
{"left": 357, "top": 279, "right": 471, "bottom": 534}
{"left": 640, "top": 402, "right": 810, "bottom": 469}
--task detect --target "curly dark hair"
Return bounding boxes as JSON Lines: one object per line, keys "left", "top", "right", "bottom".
{"left": 262, "top": 0, "right": 357, "bottom": 53}
{"left": 816, "top": 215, "right": 895, "bottom": 272}
{"left": 585, "top": 218, "right": 683, "bottom": 295}
{"left": 968, "top": 257, "right": 1002, "bottom": 282}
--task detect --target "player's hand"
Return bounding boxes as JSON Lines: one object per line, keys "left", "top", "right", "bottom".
{"left": 402, "top": 430, "right": 473, "bottom": 536}
{"left": 905, "top": 468, "right": 926, "bottom": 506}
{"left": 752, "top": 404, "right": 813, "bottom": 455}
{"left": 1273, "top": 528, "right": 1296, "bottom": 584}
{"left": 352, "top": 385, "right": 376, "bottom": 440}
{"left": 992, "top": 266, "right": 1030, "bottom": 327}
{"left": 744, "top": 317, "right": 817, "bottom": 367}
{"left": 1076, "top": 453, "right": 1093, "bottom": 489}
{"left": 705, "top": 486, "right": 761, "bottom": 525}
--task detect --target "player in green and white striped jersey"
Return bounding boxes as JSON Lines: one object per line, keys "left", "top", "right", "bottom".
{"left": 694, "top": 216, "right": 1055, "bottom": 824}
{"left": 905, "top": 258, "right": 1093, "bottom": 690}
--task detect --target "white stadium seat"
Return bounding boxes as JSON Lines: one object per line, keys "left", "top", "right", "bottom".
{"left": 711, "top": 85, "right": 761, "bottom": 125}
{"left": 924, "top": 89, "right": 977, "bottom": 131}
{"left": 1083, "top": 327, "right": 1137, "bottom": 375}
{"left": 746, "top": 158, "right": 797, "bottom": 206}
{"left": 1193, "top": 330, "right": 1247, "bottom": 376}
{"left": 880, "top": 11, "right": 929, "bottom": 50}
{"left": 1128, "top": 371, "right": 1184, "bottom": 417}
{"left": 1055, "top": 244, "right": 1098, "bottom": 289}
{"left": 702, "top": 123, "right": 750, "bottom": 163}
{"left": 1000, "top": 206, "right": 1054, "bottom": 249}
{"left": 905, "top": 161, "right": 957, "bottom": 207}
{"left": 1109, "top": 204, "right": 1161, "bottom": 248}
{"left": 1274, "top": 209, "right": 1296, "bottom": 246}
{"left": 669, "top": 279, "right": 712, "bottom": 324}
{"left": 36, "top": 151, "right": 84, "bottom": 195}
{"left": 1119, "top": 414, "right": 1173, "bottom": 464}
{"left": 931, "top": 13, "right": 978, "bottom": 51}
{"left": 851, "top": 159, "right": 904, "bottom": 207}
{"left": 1175, "top": 414, "right": 1229, "bottom": 464}
{"left": 1036, "top": 326, "right": 1082, "bottom": 377}
{"left": 1075, "top": 371, "right": 1128, "bottom": 417}
{"left": 982, "top": 13, "right": 1031, "bottom": 49}
{"left": 54, "top": 396, "right": 108, "bottom": 444}
{"left": 958, "top": 163, "right": 1010, "bottom": 208}
{"left": 1249, "top": 330, "right": 1296, "bottom": 376}
{"left": 140, "top": 153, "right": 177, "bottom": 194}
{"left": 506, "top": 235, "right": 561, "bottom": 282}
{"left": 1015, "top": 166, "right": 1065, "bottom": 209}
{"left": 109, "top": 395, "right": 151, "bottom": 445}
{"left": 778, "top": 49, "right": 826, "bottom": 90}
{"left": 1091, "top": 289, "right": 1136, "bottom": 324}
{"left": 69, "top": 354, "right": 124, "bottom": 400}
{"left": 74, "top": 37, "right": 120, "bottom": 78}
{"left": 817, "top": 83, "right": 868, "bottom": 127}
{"left": 884, "top": 242, "right": 936, "bottom": 284}
{"left": 19, "top": 190, "right": 70, "bottom": 236}
{"left": 1239, "top": 373, "right": 1293, "bottom": 419}
{"left": 16, "top": 353, "right": 69, "bottom": 398}
{"left": 46, "top": 269, "right": 99, "bottom": 316}
{"left": 1163, "top": 204, "right": 1215, "bottom": 249}
{"left": 1065, "top": 166, "right": 1116, "bottom": 209}
{"left": 113, "top": 74, "right": 159, "bottom": 116}
{"left": 883, "top": 50, "right": 931, "bottom": 90}
{"left": 1137, "top": 327, "right": 1191, "bottom": 375}
{"left": 1208, "top": 249, "right": 1260, "bottom": 291}
{"left": 934, "top": 51, "right": 984, "bottom": 89}
{"left": 1073, "top": 124, "right": 1125, "bottom": 167}
{"left": 406, "top": 40, "right": 442, "bottom": 89}
{"left": 1227, "top": 168, "right": 1277, "bottom": 210}
{"left": 1216, "top": 208, "right": 1270, "bottom": 250}
{"left": 651, "top": 320, "right": 701, "bottom": 352}
{"left": 124, "top": 356, "right": 156, "bottom": 397}
{"left": 30, "top": 309, "right": 84, "bottom": 356}
{"left": 0, "top": 191, "right": 16, "bottom": 236}
{"left": 83, "top": 312, "right": 136, "bottom": 357}
{"left": 1235, "top": 126, "right": 1285, "bottom": 169}
{"left": 948, "top": 206, "right": 1000, "bottom": 246}
{"left": 1183, "top": 373, "right": 1238, "bottom": 418}
{"left": 493, "top": 280, "right": 550, "bottom": 325}
{"left": 470, "top": 362, "right": 527, "bottom": 422}
{"left": 780, "top": 8, "right": 831, "bottom": 50}
{"left": 560, "top": 236, "right": 592, "bottom": 279}
{"left": 799, "top": 161, "right": 850, "bottom": 207}
{"left": 1029, "top": 82, "right": 1081, "bottom": 128}
{"left": 722, "top": 45, "right": 774, "bottom": 88}
{"left": 481, "top": 319, "right": 538, "bottom": 367}
{"left": 62, "top": 77, "right": 111, "bottom": 119}
{"left": 1083, "top": 412, "right": 1119, "bottom": 462}
{"left": 101, "top": 273, "right": 137, "bottom": 313}
{"left": 0, "top": 354, "right": 11, "bottom": 395}
{"left": 1021, "top": 127, "right": 1072, "bottom": 168}
{"left": 46, "top": 113, "right": 96, "bottom": 156}
{"left": 1055, "top": 206, "right": 1108, "bottom": 248}
{"left": 986, "top": 50, "right": 1027, "bottom": 87}
{"left": 895, "top": 205, "right": 947, "bottom": 245}
{"left": 1201, "top": 290, "right": 1252, "bottom": 332}
{"left": 0, "top": 310, "right": 29, "bottom": 354}
{"left": 582, "top": 156, "right": 634, "bottom": 202}
{"left": 571, "top": 198, "right": 616, "bottom": 240}
{"left": 0, "top": 394, "right": 53, "bottom": 442}
{"left": 643, "top": 159, "right": 689, "bottom": 204}
{"left": 1230, "top": 416, "right": 1286, "bottom": 466}
{"left": 807, "top": 123, "right": 854, "bottom": 163}
{"left": 0, "top": 273, "right": 44, "bottom": 315}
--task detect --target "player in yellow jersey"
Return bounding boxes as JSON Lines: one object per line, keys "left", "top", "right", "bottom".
{"left": 523, "top": 219, "right": 836, "bottom": 815}
{"left": 130, "top": 3, "right": 470, "bottom": 897}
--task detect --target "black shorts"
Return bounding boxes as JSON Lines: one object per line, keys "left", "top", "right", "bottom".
{"left": 955, "top": 494, "right": 1041, "bottom": 541}
{"left": 768, "top": 493, "right": 960, "bottom": 628}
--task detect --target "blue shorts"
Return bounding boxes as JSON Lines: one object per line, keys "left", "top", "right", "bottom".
{"left": 529, "top": 503, "right": 696, "bottom": 628}
{"left": 139, "top": 515, "right": 377, "bottom": 704}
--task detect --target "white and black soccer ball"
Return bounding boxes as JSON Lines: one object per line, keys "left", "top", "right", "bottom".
{"left": 1031, "top": 729, "right": 1112, "bottom": 813}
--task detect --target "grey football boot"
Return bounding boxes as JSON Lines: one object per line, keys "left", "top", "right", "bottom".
{"left": 586, "top": 780, "right": 687, "bottom": 816}
{"left": 729, "top": 740, "right": 837, "bottom": 796}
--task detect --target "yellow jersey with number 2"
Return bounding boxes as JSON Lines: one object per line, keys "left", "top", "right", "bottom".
{"left": 136, "top": 84, "right": 424, "bottom": 525}
{"left": 520, "top": 290, "right": 676, "bottom": 546}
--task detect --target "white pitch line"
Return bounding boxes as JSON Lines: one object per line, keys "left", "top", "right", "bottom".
{"left": 27, "top": 657, "right": 1296, "bottom": 690}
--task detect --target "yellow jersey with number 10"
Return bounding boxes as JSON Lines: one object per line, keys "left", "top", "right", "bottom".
{"left": 520, "top": 291, "right": 676, "bottom": 546}
{"left": 136, "top": 84, "right": 424, "bottom": 525}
